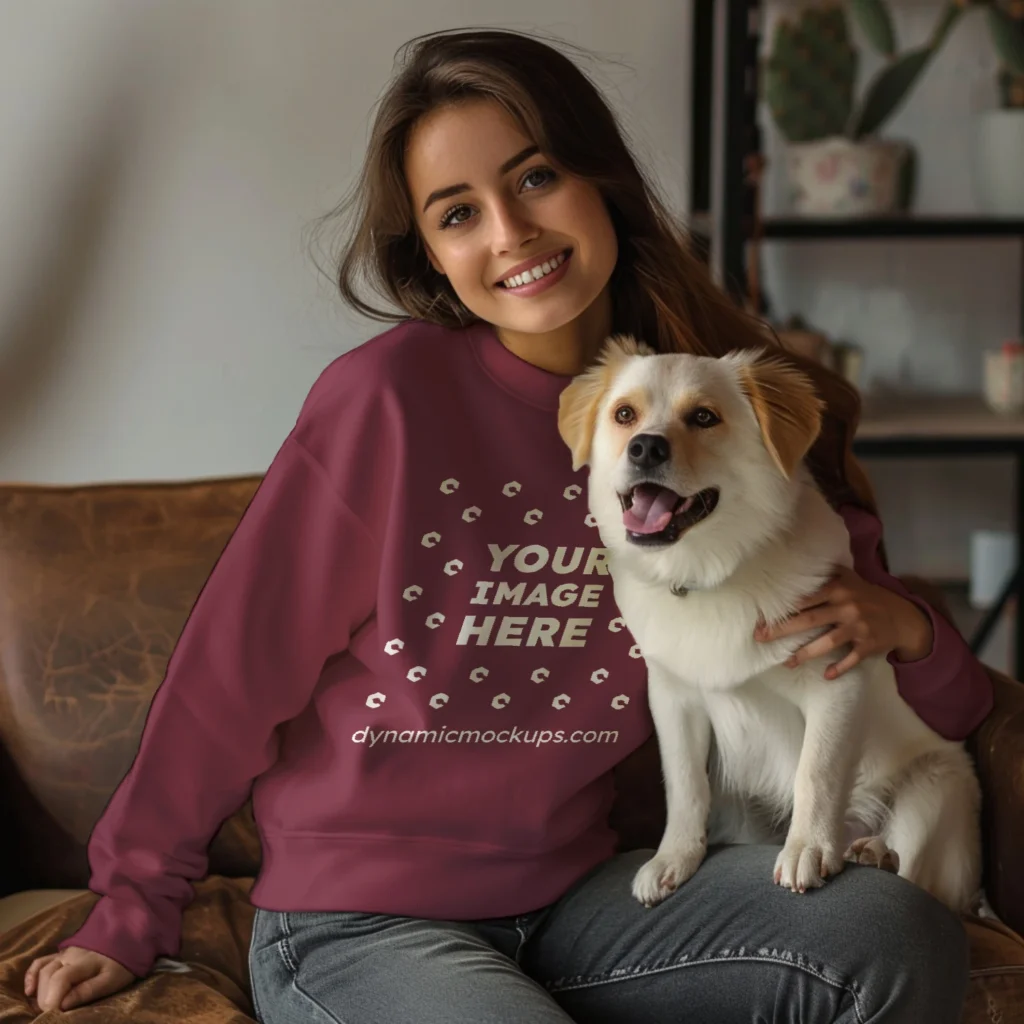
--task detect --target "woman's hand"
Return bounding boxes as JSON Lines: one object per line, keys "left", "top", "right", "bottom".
{"left": 24, "top": 945, "right": 136, "bottom": 1012}
{"left": 753, "top": 564, "right": 934, "bottom": 680}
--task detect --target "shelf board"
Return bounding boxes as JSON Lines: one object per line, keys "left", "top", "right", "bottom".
{"left": 856, "top": 394, "right": 1024, "bottom": 443}
{"left": 760, "top": 215, "right": 1024, "bottom": 240}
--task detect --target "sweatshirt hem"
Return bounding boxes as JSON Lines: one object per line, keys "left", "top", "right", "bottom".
{"left": 249, "top": 826, "right": 618, "bottom": 920}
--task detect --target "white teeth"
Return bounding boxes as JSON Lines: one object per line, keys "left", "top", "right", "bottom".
{"left": 503, "top": 250, "right": 567, "bottom": 290}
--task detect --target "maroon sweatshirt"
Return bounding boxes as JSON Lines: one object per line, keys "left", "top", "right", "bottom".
{"left": 60, "top": 319, "right": 993, "bottom": 977}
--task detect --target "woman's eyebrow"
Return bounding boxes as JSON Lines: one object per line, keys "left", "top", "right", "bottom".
{"left": 421, "top": 145, "right": 540, "bottom": 213}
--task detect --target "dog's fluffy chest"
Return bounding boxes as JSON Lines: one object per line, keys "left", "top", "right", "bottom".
{"left": 612, "top": 572, "right": 790, "bottom": 689}
{"left": 606, "top": 494, "right": 851, "bottom": 691}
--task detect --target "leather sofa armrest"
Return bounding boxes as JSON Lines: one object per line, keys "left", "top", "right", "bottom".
{"left": 968, "top": 668, "right": 1024, "bottom": 936}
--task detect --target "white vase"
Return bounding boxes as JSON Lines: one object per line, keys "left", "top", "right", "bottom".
{"left": 969, "top": 530, "right": 1018, "bottom": 608}
{"left": 784, "top": 137, "right": 912, "bottom": 217}
{"left": 973, "top": 110, "right": 1024, "bottom": 216}
{"left": 983, "top": 345, "right": 1024, "bottom": 415}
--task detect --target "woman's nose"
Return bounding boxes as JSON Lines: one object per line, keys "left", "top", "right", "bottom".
{"left": 490, "top": 199, "right": 539, "bottom": 254}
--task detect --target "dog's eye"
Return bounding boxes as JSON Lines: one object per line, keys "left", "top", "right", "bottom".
{"left": 614, "top": 405, "right": 636, "bottom": 425}
{"left": 688, "top": 407, "right": 720, "bottom": 428}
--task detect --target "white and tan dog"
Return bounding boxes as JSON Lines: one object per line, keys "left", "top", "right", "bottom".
{"left": 558, "top": 335, "right": 981, "bottom": 912}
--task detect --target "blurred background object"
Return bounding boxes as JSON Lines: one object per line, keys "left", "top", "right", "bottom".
{"left": 692, "top": 0, "right": 1024, "bottom": 674}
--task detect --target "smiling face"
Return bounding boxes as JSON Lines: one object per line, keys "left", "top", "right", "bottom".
{"left": 404, "top": 98, "right": 619, "bottom": 338}
{"left": 558, "top": 337, "right": 824, "bottom": 588}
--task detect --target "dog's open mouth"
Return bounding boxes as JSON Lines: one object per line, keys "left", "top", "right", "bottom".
{"left": 620, "top": 484, "right": 720, "bottom": 545}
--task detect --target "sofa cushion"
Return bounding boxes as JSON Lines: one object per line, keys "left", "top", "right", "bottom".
{"left": 0, "top": 890, "right": 85, "bottom": 936}
{"left": 0, "top": 877, "right": 256, "bottom": 1021}
{"left": 963, "top": 915, "right": 1024, "bottom": 1022}
{"left": 0, "top": 478, "right": 264, "bottom": 894}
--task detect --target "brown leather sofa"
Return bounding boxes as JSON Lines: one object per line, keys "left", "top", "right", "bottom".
{"left": 0, "top": 476, "right": 1023, "bottom": 1022}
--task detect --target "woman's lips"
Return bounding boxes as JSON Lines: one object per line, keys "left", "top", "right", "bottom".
{"left": 496, "top": 249, "right": 572, "bottom": 298}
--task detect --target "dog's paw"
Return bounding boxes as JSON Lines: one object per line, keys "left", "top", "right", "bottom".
{"left": 631, "top": 843, "right": 706, "bottom": 907}
{"left": 774, "top": 838, "right": 845, "bottom": 893}
{"left": 844, "top": 836, "right": 900, "bottom": 874}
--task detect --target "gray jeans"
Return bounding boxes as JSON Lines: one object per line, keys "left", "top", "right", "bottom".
{"left": 247, "top": 844, "right": 969, "bottom": 1023}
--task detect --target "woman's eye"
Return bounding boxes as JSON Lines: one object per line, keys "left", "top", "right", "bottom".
{"left": 523, "top": 166, "right": 556, "bottom": 190}
{"left": 688, "top": 407, "right": 720, "bottom": 428}
{"left": 615, "top": 405, "right": 636, "bottom": 425}
{"left": 439, "top": 204, "right": 472, "bottom": 230}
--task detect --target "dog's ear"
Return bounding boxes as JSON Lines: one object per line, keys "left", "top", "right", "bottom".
{"left": 738, "top": 356, "right": 824, "bottom": 479}
{"left": 558, "top": 334, "right": 652, "bottom": 470}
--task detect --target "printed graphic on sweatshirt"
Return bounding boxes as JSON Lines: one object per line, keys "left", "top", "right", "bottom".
{"left": 366, "top": 471, "right": 646, "bottom": 724}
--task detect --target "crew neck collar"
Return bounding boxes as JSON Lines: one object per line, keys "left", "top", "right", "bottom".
{"left": 471, "top": 321, "right": 576, "bottom": 412}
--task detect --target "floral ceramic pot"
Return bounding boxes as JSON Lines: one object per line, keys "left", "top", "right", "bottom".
{"left": 784, "top": 137, "right": 914, "bottom": 217}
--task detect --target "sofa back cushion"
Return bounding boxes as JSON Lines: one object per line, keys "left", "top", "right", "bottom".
{"left": 0, "top": 477, "right": 264, "bottom": 894}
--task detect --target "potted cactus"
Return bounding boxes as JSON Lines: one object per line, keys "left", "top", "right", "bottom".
{"left": 972, "top": 0, "right": 1024, "bottom": 214}
{"left": 764, "top": 0, "right": 963, "bottom": 216}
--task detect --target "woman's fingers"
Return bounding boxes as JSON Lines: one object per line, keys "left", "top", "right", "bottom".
{"left": 26, "top": 945, "right": 135, "bottom": 1012}
{"left": 37, "top": 957, "right": 107, "bottom": 1012}
{"left": 34, "top": 958, "right": 78, "bottom": 1012}
{"left": 785, "top": 625, "right": 855, "bottom": 668}
{"left": 757, "top": 603, "right": 838, "bottom": 641}
{"left": 23, "top": 953, "right": 58, "bottom": 996}
{"left": 60, "top": 968, "right": 121, "bottom": 1011}
{"left": 826, "top": 648, "right": 864, "bottom": 680}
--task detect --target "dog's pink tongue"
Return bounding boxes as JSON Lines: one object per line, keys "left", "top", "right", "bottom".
{"left": 623, "top": 486, "right": 689, "bottom": 534}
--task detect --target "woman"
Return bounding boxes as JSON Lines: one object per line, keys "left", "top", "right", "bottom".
{"left": 26, "top": 27, "right": 992, "bottom": 1022}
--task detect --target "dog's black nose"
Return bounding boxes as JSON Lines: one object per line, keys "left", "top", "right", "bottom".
{"left": 628, "top": 433, "right": 671, "bottom": 469}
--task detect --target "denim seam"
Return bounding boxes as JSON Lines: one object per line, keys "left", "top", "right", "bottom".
{"left": 545, "top": 951, "right": 864, "bottom": 1024}
{"left": 969, "top": 964, "right": 1024, "bottom": 977}
{"left": 514, "top": 919, "right": 530, "bottom": 965}
{"left": 247, "top": 909, "right": 265, "bottom": 1024}
{"left": 278, "top": 912, "right": 350, "bottom": 1024}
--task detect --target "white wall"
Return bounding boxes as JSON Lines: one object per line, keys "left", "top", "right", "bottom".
{"left": 0, "top": 0, "right": 691, "bottom": 483}
{"left": 759, "top": 0, "right": 1021, "bottom": 579}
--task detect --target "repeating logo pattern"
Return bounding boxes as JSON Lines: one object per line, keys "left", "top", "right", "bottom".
{"left": 364, "top": 475, "right": 640, "bottom": 712}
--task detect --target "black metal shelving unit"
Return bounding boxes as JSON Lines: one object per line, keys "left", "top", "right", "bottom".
{"left": 691, "top": 0, "right": 1024, "bottom": 676}
{"left": 691, "top": 0, "right": 1024, "bottom": 315}
{"left": 763, "top": 216, "right": 1024, "bottom": 239}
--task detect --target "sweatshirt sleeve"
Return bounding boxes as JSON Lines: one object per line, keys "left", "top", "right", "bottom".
{"left": 57, "top": 433, "right": 378, "bottom": 978}
{"left": 840, "top": 503, "right": 994, "bottom": 741}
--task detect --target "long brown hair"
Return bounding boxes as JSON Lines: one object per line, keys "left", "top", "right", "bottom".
{"left": 310, "top": 27, "right": 878, "bottom": 519}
